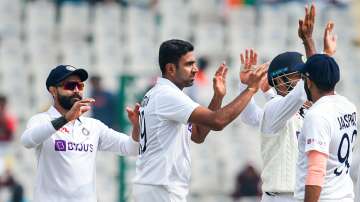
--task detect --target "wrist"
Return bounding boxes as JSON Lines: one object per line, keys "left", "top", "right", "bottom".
{"left": 302, "top": 36, "right": 314, "bottom": 43}
{"left": 213, "top": 93, "right": 225, "bottom": 100}
{"left": 246, "top": 86, "right": 258, "bottom": 94}
{"left": 323, "top": 49, "right": 335, "bottom": 56}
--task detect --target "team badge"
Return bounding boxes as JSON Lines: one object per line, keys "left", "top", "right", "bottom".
{"left": 82, "top": 127, "right": 90, "bottom": 136}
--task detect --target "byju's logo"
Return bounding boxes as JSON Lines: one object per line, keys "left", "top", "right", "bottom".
{"left": 55, "top": 140, "right": 66, "bottom": 151}
{"left": 54, "top": 140, "right": 94, "bottom": 152}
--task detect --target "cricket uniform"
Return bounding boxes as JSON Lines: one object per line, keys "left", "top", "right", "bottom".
{"left": 21, "top": 106, "right": 139, "bottom": 202}
{"left": 133, "top": 78, "right": 199, "bottom": 202}
{"left": 295, "top": 94, "right": 357, "bottom": 202}
{"left": 240, "top": 80, "right": 307, "bottom": 202}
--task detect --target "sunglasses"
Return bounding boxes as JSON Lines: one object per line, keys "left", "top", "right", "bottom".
{"left": 58, "top": 81, "right": 84, "bottom": 91}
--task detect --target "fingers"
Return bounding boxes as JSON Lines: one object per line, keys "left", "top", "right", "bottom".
{"left": 241, "top": 48, "right": 257, "bottom": 68}
{"left": 223, "top": 66, "right": 228, "bottom": 80}
{"left": 255, "top": 63, "right": 269, "bottom": 76}
{"left": 299, "top": 19, "right": 303, "bottom": 28}
{"left": 304, "top": 5, "right": 309, "bottom": 23}
{"left": 253, "top": 51, "right": 258, "bottom": 65}
{"left": 126, "top": 103, "right": 141, "bottom": 115}
{"left": 215, "top": 62, "right": 226, "bottom": 77}
{"left": 245, "top": 49, "right": 249, "bottom": 65}
{"left": 134, "top": 103, "right": 141, "bottom": 112}
{"left": 240, "top": 53, "right": 245, "bottom": 65}
{"left": 80, "top": 106, "right": 91, "bottom": 113}
{"left": 310, "top": 3, "right": 316, "bottom": 23}
{"left": 79, "top": 98, "right": 95, "bottom": 104}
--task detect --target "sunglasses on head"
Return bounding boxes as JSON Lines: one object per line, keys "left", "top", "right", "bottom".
{"left": 58, "top": 81, "right": 84, "bottom": 91}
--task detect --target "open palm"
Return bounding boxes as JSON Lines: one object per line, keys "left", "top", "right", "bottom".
{"left": 213, "top": 63, "right": 228, "bottom": 98}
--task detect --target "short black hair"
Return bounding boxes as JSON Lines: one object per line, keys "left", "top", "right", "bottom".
{"left": 159, "top": 39, "right": 194, "bottom": 75}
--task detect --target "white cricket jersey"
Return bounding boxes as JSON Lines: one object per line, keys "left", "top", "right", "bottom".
{"left": 239, "top": 80, "right": 307, "bottom": 192}
{"left": 295, "top": 94, "right": 357, "bottom": 201}
{"left": 133, "top": 78, "right": 199, "bottom": 197}
{"left": 21, "top": 106, "right": 139, "bottom": 202}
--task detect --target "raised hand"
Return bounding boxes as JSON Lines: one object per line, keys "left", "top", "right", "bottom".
{"left": 240, "top": 49, "right": 258, "bottom": 84}
{"left": 259, "top": 66, "right": 271, "bottom": 92}
{"left": 213, "top": 62, "right": 228, "bottom": 98}
{"left": 65, "top": 98, "right": 95, "bottom": 121}
{"left": 298, "top": 3, "right": 315, "bottom": 41}
{"left": 126, "top": 103, "right": 141, "bottom": 142}
{"left": 245, "top": 63, "right": 269, "bottom": 93}
{"left": 323, "top": 21, "right": 337, "bottom": 56}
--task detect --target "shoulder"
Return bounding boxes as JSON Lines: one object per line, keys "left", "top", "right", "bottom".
{"left": 80, "top": 116, "right": 105, "bottom": 126}
{"left": 28, "top": 112, "right": 50, "bottom": 123}
{"left": 304, "top": 108, "right": 329, "bottom": 128}
{"left": 339, "top": 95, "right": 357, "bottom": 111}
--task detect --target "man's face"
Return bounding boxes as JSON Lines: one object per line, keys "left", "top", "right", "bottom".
{"left": 54, "top": 75, "right": 84, "bottom": 110}
{"left": 173, "top": 51, "right": 199, "bottom": 89}
{"left": 273, "top": 72, "right": 301, "bottom": 97}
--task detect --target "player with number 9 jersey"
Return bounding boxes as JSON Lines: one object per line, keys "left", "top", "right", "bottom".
{"left": 295, "top": 54, "right": 358, "bottom": 201}
{"left": 295, "top": 94, "right": 357, "bottom": 201}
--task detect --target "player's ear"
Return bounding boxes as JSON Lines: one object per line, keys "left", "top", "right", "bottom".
{"left": 306, "top": 77, "right": 313, "bottom": 89}
{"left": 49, "top": 86, "right": 57, "bottom": 98}
{"left": 165, "top": 63, "right": 176, "bottom": 77}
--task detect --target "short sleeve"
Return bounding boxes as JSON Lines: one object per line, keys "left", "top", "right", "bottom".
{"left": 302, "top": 112, "right": 331, "bottom": 155}
{"left": 156, "top": 89, "right": 199, "bottom": 124}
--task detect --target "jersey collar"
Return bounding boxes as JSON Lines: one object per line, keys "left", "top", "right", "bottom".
{"left": 157, "top": 77, "right": 181, "bottom": 91}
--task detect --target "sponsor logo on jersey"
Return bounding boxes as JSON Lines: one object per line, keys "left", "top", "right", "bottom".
{"left": 59, "top": 127, "right": 70, "bottom": 134}
{"left": 54, "top": 140, "right": 94, "bottom": 152}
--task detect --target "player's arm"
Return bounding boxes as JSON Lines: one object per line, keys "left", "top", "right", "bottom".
{"left": 21, "top": 98, "right": 94, "bottom": 148}
{"left": 239, "top": 49, "right": 266, "bottom": 127}
{"left": 323, "top": 21, "right": 337, "bottom": 56}
{"left": 304, "top": 151, "right": 328, "bottom": 202}
{"left": 261, "top": 79, "right": 306, "bottom": 134}
{"left": 98, "top": 104, "right": 140, "bottom": 155}
{"left": 302, "top": 113, "right": 331, "bottom": 202}
{"left": 191, "top": 63, "right": 226, "bottom": 143}
{"left": 298, "top": 3, "right": 317, "bottom": 58}
{"left": 189, "top": 63, "right": 267, "bottom": 132}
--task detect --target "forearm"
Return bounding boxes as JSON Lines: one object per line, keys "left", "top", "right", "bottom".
{"left": 21, "top": 122, "right": 56, "bottom": 148}
{"left": 261, "top": 80, "right": 306, "bottom": 134}
{"left": 303, "top": 38, "right": 317, "bottom": 58}
{"left": 304, "top": 151, "right": 327, "bottom": 202}
{"left": 131, "top": 125, "right": 140, "bottom": 142}
{"left": 191, "top": 94, "right": 223, "bottom": 143}
{"left": 304, "top": 185, "right": 322, "bottom": 202}
{"left": 213, "top": 88, "right": 256, "bottom": 130}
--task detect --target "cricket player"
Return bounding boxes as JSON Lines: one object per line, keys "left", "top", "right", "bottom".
{"left": 239, "top": 49, "right": 307, "bottom": 202}
{"left": 21, "top": 65, "right": 140, "bottom": 202}
{"left": 238, "top": 4, "right": 338, "bottom": 202}
{"left": 295, "top": 54, "right": 358, "bottom": 202}
{"left": 132, "top": 39, "right": 266, "bottom": 202}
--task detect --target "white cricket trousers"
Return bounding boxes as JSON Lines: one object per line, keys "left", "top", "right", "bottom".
{"left": 133, "top": 184, "right": 186, "bottom": 202}
{"left": 261, "top": 193, "right": 296, "bottom": 202}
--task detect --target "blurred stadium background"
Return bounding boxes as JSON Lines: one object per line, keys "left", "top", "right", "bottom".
{"left": 0, "top": 0, "right": 359, "bottom": 201}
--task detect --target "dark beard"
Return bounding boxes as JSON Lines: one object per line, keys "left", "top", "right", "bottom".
{"left": 304, "top": 81, "right": 313, "bottom": 102}
{"left": 58, "top": 94, "right": 82, "bottom": 110}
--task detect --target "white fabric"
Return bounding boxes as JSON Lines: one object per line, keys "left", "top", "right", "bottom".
{"left": 356, "top": 164, "right": 360, "bottom": 202}
{"left": 261, "top": 193, "right": 296, "bottom": 202}
{"left": 133, "top": 184, "right": 186, "bottom": 202}
{"left": 239, "top": 80, "right": 307, "bottom": 192}
{"left": 133, "top": 78, "right": 199, "bottom": 198}
{"left": 295, "top": 95, "right": 357, "bottom": 201}
{"left": 21, "top": 106, "right": 139, "bottom": 202}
